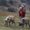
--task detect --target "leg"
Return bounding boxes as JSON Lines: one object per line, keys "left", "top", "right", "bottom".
{"left": 28, "top": 20, "right": 30, "bottom": 28}
{"left": 12, "top": 20, "right": 15, "bottom": 24}
{"left": 19, "top": 17, "right": 24, "bottom": 26}
{"left": 19, "top": 17, "right": 22, "bottom": 26}
{"left": 4, "top": 21, "right": 8, "bottom": 27}
{"left": 9, "top": 20, "right": 12, "bottom": 26}
{"left": 29, "top": 24, "right": 30, "bottom": 28}
{"left": 19, "top": 22, "right": 24, "bottom": 27}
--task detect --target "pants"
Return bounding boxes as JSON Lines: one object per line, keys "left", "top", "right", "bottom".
{"left": 19, "top": 17, "right": 25, "bottom": 23}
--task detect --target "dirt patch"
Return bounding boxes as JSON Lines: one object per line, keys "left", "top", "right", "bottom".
{"left": 0, "top": 12, "right": 17, "bottom": 16}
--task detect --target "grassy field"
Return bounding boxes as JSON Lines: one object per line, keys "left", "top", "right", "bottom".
{"left": 0, "top": 16, "right": 30, "bottom": 30}
{"left": 0, "top": 12, "right": 30, "bottom": 30}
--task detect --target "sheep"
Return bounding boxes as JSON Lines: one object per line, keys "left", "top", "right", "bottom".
{"left": 4, "top": 15, "right": 15, "bottom": 27}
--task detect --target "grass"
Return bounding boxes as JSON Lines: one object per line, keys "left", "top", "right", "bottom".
{"left": 0, "top": 16, "right": 30, "bottom": 30}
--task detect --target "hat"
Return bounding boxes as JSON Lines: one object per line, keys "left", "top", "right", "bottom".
{"left": 21, "top": 3, "right": 26, "bottom": 7}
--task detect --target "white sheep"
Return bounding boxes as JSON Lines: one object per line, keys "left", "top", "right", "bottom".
{"left": 4, "top": 15, "right": 15, "bottom": 26}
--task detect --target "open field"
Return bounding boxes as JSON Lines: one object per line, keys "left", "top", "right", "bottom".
{"left": 0, "top": 16, "right": 30, "bottom": 30}
{"left": 0, "top": 12, "right": 30, "bottom": 30}
{"left": 0, "top": 12, "right": 17, "bottom": 16}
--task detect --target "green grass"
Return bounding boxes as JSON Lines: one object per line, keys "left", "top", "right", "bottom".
{"left": 0, "top": 16, "right": 30, "bottom": 30}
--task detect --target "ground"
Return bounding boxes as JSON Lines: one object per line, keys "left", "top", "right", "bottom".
{"left": 0, "top": 12, "right": 30, "bottom": 30}
{"left": 0, "top": 16, "right": 30, "bottom": 30}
